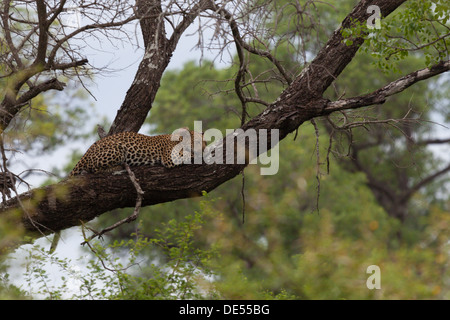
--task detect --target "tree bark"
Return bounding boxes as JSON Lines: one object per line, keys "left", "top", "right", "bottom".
{"left": 3, "top": 0, "right": 449, "bottom": 246}
{"left": 107, "top": 0, "right": 170, "bottom": 135}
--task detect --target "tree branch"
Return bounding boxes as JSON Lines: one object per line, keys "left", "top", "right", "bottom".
{"left": 0, "top": 1, "right": 137, "bottom": 133}
{"left": 415, "top": 137, "right": 450, "bottom": 145}
{"left": 16, "top": 78, "right": 66, "bottom": 106}
{"left": 46, "top": 16, "right": 137, "bottom": 67}
{"left": 402, "top": 163, "right": 450, "bottom": 203}
{"left": 107, "top": 0, "right": 168, "bottom": 135}
{"left": 1, "top": 1, "right": 22, "bottom": 70}
{"left": 34, "top": 0, "right": 49, "bottom": 66}
{"left": 324, "top": 60, "right": 450, "bottom": 114}
{"left": 168, "top": 0, "right": 212, "bottom": 51}
{"left": 81, "top": 164, "right": 144, "bottom": 244}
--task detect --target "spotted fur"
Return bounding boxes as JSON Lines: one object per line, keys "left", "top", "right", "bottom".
{"left": 69, "top": 129, "right": 206, "bottom": 176}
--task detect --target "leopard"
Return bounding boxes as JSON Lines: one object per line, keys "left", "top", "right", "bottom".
{"left": 45, "top": 128, "right": 206, "bottom": 253}
{"left": 69, "top": 128, "right": 206, "bottom": 176}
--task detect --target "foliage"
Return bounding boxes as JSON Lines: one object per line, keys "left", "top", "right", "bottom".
{"left": 361, "top": 0, "right": 450, "bottom": 72}
{"left": 0, "top": 196, "right": 222, "bottom": 300}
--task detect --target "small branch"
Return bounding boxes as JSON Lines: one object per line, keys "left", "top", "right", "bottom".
{"left": 211, "top": 3, "right": 291, "bottom": 125}
{"left": 384, "top": 32, "right": 450, "bottom": 57}
{"left": 16, "top": 78, "right": 66, "bottom": 106}
{"left": 213, "top": 4, "right": 248, "bottom": 126}
{"left": 97, "top": 124, "right": 107, "bottom": 139}
{"left": 50, "top": 58, "right": 89, "bottom": 71}
{"left": 125, "top": 163, "right": 145, "bottom": 206}
{"left": 168, "top": 0, "right": 211, "bottom": 51}
{"left": 327, "top": 108, "right": 421, "bottom": 134}
{"left": 81, "top": 164, "right": 144, "bottom": 244}
{"left": 310, "top": 119, "right": 322, "bottom": 213}
{"left": 80, "top": 221, "right": 134, "bottom": 274}
{"left": 1, "top": 1, "right": 23, "bottom": 70}
{"left": 415, "top": 137, "right": 450, "bottom": 145}
{"left": 47, "top": 16, "right": 137, "bottom": 65}
{"left": 402, "top": 163, "right": 450, "bottom": 202}
{"left": 47, "top": 0, "right": 67, "bottom": 27}
{"left": 210, "top": 2, "right": 292, "bottom": 85}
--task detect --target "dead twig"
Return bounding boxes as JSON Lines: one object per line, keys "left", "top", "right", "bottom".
{"left": 81, "top": 163, "right": 144, "bottom": 244}
{"left": 310, "top": 119, "right": 322, "bottom": 214}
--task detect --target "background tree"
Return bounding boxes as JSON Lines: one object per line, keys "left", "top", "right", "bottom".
{"left": 325, "top": 52, "right": 449, "bottom": 226}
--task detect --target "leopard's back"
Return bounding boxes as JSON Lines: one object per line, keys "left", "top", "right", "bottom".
{"left": 69, "top": 130, "right": 204, "bottom": 176}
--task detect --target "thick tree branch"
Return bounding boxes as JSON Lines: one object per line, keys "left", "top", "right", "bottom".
{"left": 2, "top": 163, "right": 241, "bottom": 239}
{"left": 34, "top": 0, "right": 49, "bottom": 67}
